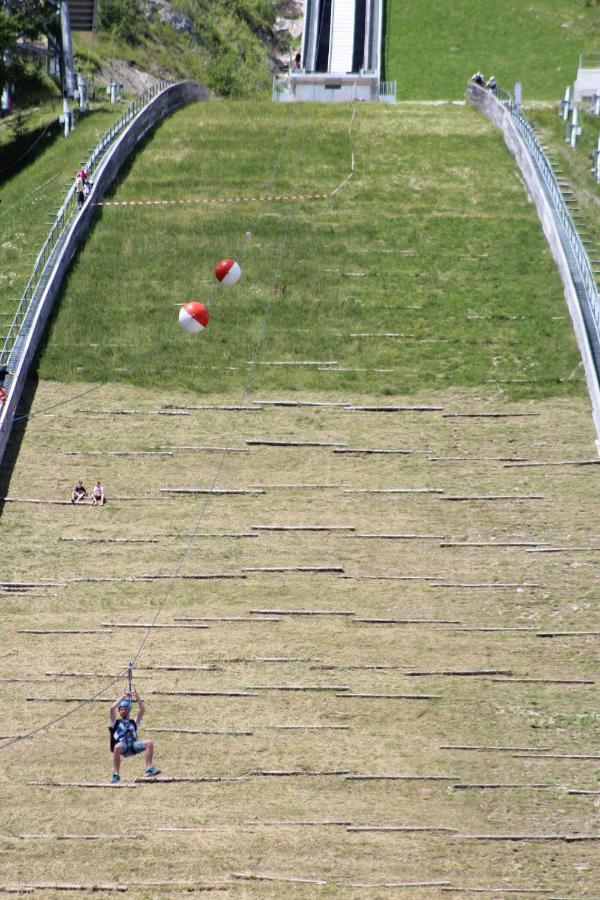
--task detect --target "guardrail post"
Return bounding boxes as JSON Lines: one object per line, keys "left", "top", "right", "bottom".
{"left": 593, "top": 135, "right": 600, "bottom": 183}
{"left": 560, "top": 85, "right": 572, "bottom": 120}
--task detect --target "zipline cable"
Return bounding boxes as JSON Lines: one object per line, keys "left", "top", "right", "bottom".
{"left": 0, "top": 95, "right": 320, "bottom": 754}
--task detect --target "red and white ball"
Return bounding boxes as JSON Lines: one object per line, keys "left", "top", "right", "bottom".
{"left": 215, "top": 259, "right": 241, "bottom": 285}
{"left": 179, "top": 302, "right": 209, "bottom": 333}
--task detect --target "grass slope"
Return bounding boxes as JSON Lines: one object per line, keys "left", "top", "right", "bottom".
{"left": 33, "top": 100, "right": 584, "bottom": 401}
{"left": 385, "top": 0, "right": 600, "bottom": 100}
{"left": 0, "top": 382, "right": 598, "bottom": 895}
{"left": 0, "top": 103, "right": 127, "bottom": 321}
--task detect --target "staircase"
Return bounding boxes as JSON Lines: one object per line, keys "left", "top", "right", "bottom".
{"left": 67, "top": 0, "right": 97, "bottom": 32}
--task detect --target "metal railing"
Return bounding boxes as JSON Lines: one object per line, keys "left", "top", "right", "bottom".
{"left": 0, "top": 81, "right": 170, "bottom": 371}
{"left": 496, "top": 87, "right": 600, "bottom": 335}
{"left": 378, "top": 80, "right": 397, "bottom": 103}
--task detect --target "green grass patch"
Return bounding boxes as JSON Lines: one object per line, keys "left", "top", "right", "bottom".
{"left": 0, "top": 103, "right": 130, "bottom": 321}
{"left": 527, "top": 104, "right": 600, "bottom": 248}
{"left": 34, "top": 99, "right": 584, "bottom": 401}
{"left": 384, "top": 0, "right": 600, "bottom": 100}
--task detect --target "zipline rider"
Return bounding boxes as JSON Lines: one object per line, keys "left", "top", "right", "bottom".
{"left": 109, "top": 690, "right": 159, "bottom": 783}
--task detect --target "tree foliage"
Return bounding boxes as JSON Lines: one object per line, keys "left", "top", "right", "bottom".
{"left": 0, "top": 1, "right": 59, "bottom": 88}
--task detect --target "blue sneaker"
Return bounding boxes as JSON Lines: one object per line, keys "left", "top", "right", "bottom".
{"left": 144, "top": 767, "right": 160, "bottom": 777}
{"left": 111, "top": 773, "right": 120, "bottom": 783}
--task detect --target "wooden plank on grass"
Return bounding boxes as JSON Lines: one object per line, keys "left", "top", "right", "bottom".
{"left": 243, "top": 566, "right": 344, "bottom": 573}
{"left": 340, "top": 574, "right": 441, "bottom": 581}
{"left": 342, "top": 488, "right": 444, "bottom": 494}
{"left": 351, "top": 533, "right": 445, "bottom": 540}
{"left": 246, "top": 684, "right": 349, "bottom": 692}
{"left": 353, "top": 618, "right": 460, "bottom": 625}
{"left": 246, "top": 439, "right": 346, "bottom": 448}
{"left": 135, "top": 775, "right": 247, "bottom": 783}
{"left": 441, "top": 495, "right": 544, "bottom": 502}
{"left": 28, "top": 781, "right": 136, "bottom": 788}
{"left": 453, "top": 783, "right": 555, "bottom": 790}
{"left": 456, "top": 833, "right": 600, "bottom": 842}
{"left": 504, "top": 459, "right": 600, "bottom": 468}
{"left": 172, "top": 616, "right": 280, "bottom": 623}
{"left": 333, "top": 447, "right": 415, "bottom": 455}
{"left": 159, "top": 445, "right": 249, "bottom": 452}
{"left": 250, "top": 524, "right": 355, "bottom": 531}
{"left": 232, "top": 873, "right": 327, "bottom": 885}
{"left": 440, "top": 745, "right": 551, "bottom": 752}
{"left": 252, "top": 399, "right": 349, "bottom": 407}
{"left": 536, "top": 631, "right": 600, "bottom": 637}
{"left": 440, "top": 541, "right": 542, "bottom": 548}
{"left": 267, "top": 724, "right": 349, "bottom": 730}
{"left": 490, "top": 677, "right": 593, "bottom": 685}
{"left": 442, "top": 412, "right": 539, "bottom": 418}
{"left": 512, "top": 753, "right": 600, "bottom": 761}
{"left": 249, "top": 769, "right": 350, "bottom": 777}
{"left": 249, "top": 609, "right": 355, "bottom": 617}
{"left": 345, "top": 405, "right": 443, "bottom": 412}
{"left": 160, "top": 488, "right": 265, "bottom": 495}
{"left": 347, "top": 824, "right": 457, "bottom": 833}
{"left": 19, "top": 629, "right": 112, "bottom": 635}
{"left": 345, "top": 774, "right": 457, "bottom": 782}
{"left": 149, "top": 690, "right": 258, "bottom": 697}
{"left": 146, "top": 728, "right": 252, "bottom": 736}
{"left": 101, "top": 622, "right": 209, "bottom": 629}
{"left": 336, "top": 692, "right": 441, "bottom": 700}
{"left": 405, "top": 669, "right": 511, "bottom": 676}
{"left": 432, "top": 582, "right": 540, "bottom": 589}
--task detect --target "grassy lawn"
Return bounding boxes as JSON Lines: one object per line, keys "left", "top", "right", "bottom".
{"left": 384, "top": 0, "right": 600, "bottom": 100}
{"left": 31, "top": 99, "right": 584, "bottom": 402}
{"left": 0, "top": 102, "right": 128, "bottom": 323}
{"left": 0, "top": 381, "right": 598, "bottom": 894}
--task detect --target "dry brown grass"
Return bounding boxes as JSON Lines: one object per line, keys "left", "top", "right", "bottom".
{"left": 0, "top": 382, "right": 599, "bottom": 897}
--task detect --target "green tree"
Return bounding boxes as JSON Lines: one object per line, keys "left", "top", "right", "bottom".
{"left": 0, "top": 1, "right": 59, "bottom": 89}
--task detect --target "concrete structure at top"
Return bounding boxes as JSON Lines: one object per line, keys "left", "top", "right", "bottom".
{"left": 574, "top": 55, "right": 600, "bottom": 102}
{"left": 277, "top": 0, "right": 393, "bottom": 103}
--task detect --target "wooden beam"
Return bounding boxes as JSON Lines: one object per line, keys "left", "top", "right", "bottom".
{"left": 246, "top": 685, "right": 349, "bottom": 692}
{"left": 145, "top": 728, "right": 252, "bottom": 736}
{"left": 160, "top": 488, "right": 265, "bottom": 495}
{"left": 243, "top": 566, "right": 344, "bottom": 573}
{"left": 336, "top": 693, "right": 441, "bottom": 700}
{"left": 148, "top": 690, "right": 258, "bottom": 697}
{"left": 250, "top": 524, "right": 355, "bottom": 531}
{"left": 345, "top": 774, "right": 457, "bottom": 781}
{"left": 441, "top": 495, "right": 544, "bottom": 502}
{"left": 249, "top": 609, "right": 355, "bottom": 617}
{"left": 246, "top": 439, "right": 346, "bottom": 448}
{"left": 440, "top": 745, "right": 551, "bottom": 752}
{"left": 28, "top": 781, "right": 136, "bottom": 788}
{"left": 342, "top": 488, "right": 443, "bottom": 494}
{"left": 101, "top": 622, "right": 209, "bottom": 629}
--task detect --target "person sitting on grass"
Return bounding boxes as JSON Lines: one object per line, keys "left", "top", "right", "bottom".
{"left": 91, "top": 480, "right": 106, "bottom": 506}
{"left": 71, "top": 480, "right": 87, "bottom": 503}
{"left": 109, "top": 690, "right": 159, "bottom": 783}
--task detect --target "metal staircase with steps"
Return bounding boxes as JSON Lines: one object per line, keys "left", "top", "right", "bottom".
{"left": 66, "top": 0, "right": 97, "bottom": 32}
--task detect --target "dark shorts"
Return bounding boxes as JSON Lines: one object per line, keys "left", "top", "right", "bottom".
{"left": 119, "top": 739, "right": 145, "bottom": 757}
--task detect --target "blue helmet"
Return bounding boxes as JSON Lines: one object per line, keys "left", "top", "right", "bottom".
{"left": 118, "top": 698, "right": 131, "bottom": 711}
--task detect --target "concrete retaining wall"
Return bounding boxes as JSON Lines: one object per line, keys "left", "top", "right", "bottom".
{"left": 467, "top": 82, "right": 600, "bottom": 450}
{"left": 0, "top": 81, "right": 208, "bottom": 465}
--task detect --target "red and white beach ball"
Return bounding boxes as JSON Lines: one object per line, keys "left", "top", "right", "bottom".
{"left": 215, "top": 259, "right": 241, "bottom": 285}
{"left": 179, "top": 302, "right": 209, "bottom": 333}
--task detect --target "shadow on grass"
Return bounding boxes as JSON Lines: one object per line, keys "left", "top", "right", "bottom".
{"left": 0, "top": 118, "right": 62, "bottom": 186}
{"left": 0, "top": 372, "right": 38, "bottom": 519}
